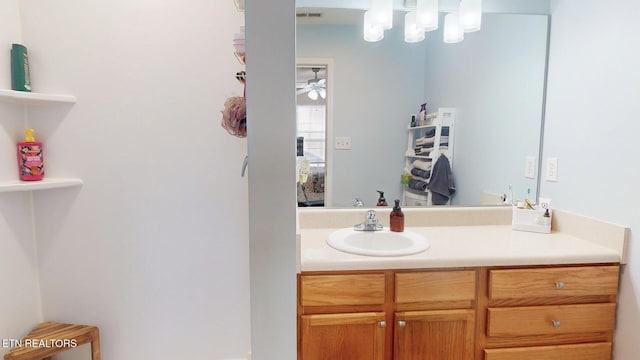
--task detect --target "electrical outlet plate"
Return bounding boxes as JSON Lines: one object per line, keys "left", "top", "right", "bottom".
{"left": 335, "top": 136, "right": 352, "bottom": 150}
{"left": 546, "top": 157, "right": 558, "bottom": 182}
{"left": 525, "top": 156, "right": 536, "bottom": 179}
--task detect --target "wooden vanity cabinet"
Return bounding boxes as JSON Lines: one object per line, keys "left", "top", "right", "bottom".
{"left": 477, "top": 265, "right": 620, "bottom": 360}
{"left": 298, "top": 264, "right": 619, "bottom": 360}
{"left": 298, "top": 269, "right": 477, "bottom": 360}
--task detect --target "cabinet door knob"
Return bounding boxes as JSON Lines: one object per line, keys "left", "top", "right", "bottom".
{"left": 397, "top": 321, "right": 406, "bottom": 328}
{"left": 378, "top": 321, "right": 386, "bottom": 328}
{"left": 555, "top": 281, "right": 564, "bottom": 289}
{"left": 552, "top": 320, "right": 561, "bottom": 328}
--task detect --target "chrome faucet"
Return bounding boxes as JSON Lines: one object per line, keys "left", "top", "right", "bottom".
{"left": 354, "top": 210, "right": 383, "bottom": 231}
{"left": 353, "top": 198, "right": 364, "bottom": 207}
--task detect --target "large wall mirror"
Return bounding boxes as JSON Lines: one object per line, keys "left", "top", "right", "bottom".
{"left": 295, "top": 2, "right": 549, "bottom": 208}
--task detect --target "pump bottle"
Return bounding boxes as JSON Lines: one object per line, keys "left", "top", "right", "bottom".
{"left": 17, "top": 128, "right": 44, "bottom": 181}
{"left": 390, "top": 199, "right": 404, "bottom": 232}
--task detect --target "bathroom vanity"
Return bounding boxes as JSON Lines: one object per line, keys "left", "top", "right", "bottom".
{"left": 296, "top": 207, "right": 627, "bottom": 360}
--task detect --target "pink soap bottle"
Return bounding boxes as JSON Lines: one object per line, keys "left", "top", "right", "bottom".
{"left": 17, "top": 128, "right": 44, "bottom": 181}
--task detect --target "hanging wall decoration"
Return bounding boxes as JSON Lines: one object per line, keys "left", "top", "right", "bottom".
{"left": 220, "top": 71, "right": 247, "bottom": 138}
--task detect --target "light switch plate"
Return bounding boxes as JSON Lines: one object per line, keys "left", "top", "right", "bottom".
{"left": 525, "top": 156, "right": 536, "bottom": 179}
{"left": 335, "top": 136, "right": 352, "bottom": 150}
{"left": 546, "top": 157, "right": 558, "bottom": 182}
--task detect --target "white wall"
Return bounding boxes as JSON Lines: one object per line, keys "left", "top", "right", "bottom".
{"left": 0, "top": 0, "right": 22, "bottom": 89}
{"left": 0, "top": 1, "right": 43, "bottom": 357}
{"left": 296, "top": 25, "right": 426, "bottom": 207}
{"left": 245, "top": 0, "right": 298, "bottom": 359}
{"left": 15, "top": 0, "right": 250, "bottom": 359}
{"left": 423, "top": 13, "right": 548, "bottom": 205}
{"left": 542, "top": 1, "right": 640, "bottom": 358}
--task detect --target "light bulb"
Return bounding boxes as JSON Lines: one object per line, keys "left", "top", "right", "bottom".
{"left": 444, "top": 12, "right": 464, "bottom": 43}
{"left": 460, "top": 0, "right": 482, "bottom": 33}
{"left": 371, "top": 0, "right": 393, "bottom": 30}
{"left": 364, "top": 10, "right": 384, "bottom": 42}
{"left": 404, "top": 11, "right": 425, "bottom": 43}
{"left": 416, "top": 0, "right": 438, "bottom": 32}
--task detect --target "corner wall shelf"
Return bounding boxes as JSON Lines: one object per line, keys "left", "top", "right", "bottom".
{"left": 0, "top": 178, "right": 83, "bottom": 193}
{"left": 0, "top": 89, "right": 76, "bottom": 105}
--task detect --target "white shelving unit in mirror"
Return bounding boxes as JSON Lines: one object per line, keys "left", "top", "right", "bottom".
{"left": 403, "top": 107, "right": 456, "bottom": 206}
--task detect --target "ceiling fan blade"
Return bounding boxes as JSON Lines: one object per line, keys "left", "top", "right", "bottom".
{"left": 296, "top": 88, "right": 309, "bottom": 95}
{"left": 318, "top": 79, "right": 326, "bottom": 86}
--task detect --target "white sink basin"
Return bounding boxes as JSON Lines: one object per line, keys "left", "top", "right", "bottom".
{"left": 327, "top": 228, "right": 430, "bottom": 257}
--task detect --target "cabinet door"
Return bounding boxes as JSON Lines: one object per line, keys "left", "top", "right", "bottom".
{"left": 394, "top": 310, "right": 475, "bottom": 360}
{"left": 300, "top": 312, "right": 386, "bottom": 360}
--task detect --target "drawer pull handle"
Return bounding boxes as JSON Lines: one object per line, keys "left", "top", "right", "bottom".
{"left": 378, "top": 321, "right": 386, "bottom": 328}
{"left": 398, "top": 321, "right": 407, "bottom": 328}
{"left": 552, "top": 320, "right": 561, "bottom": 328}
{"left": 555, "top": 281, "right": 565, "bottom": 289}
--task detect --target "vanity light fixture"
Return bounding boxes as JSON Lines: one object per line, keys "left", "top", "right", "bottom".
{"left": 416, "top": 0, "right": 438, "bottom": 31}
{"left": 371, "top": 0, "right": 394, "bottom": 30}
{"left": 404, "top": 11, "right": 425, "bottom": 43}
{"left": 460, "top": 0, "right": 482, "bottom": 32}
{"left": 364, "top": 10, "right": 384, "bottom": 42}
{"left": 443, "top": 12, "right": 464, "bottom": 43}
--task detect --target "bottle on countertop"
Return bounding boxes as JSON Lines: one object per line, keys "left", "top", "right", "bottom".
{"left": 390, "top": 199, "right": 404, "bottom": 232}
{"left": 418, "top": 103, "right": 427, "bottom": 125}
{"left": 376, "top": 190, "right": 388, "bottom": 206}
{"left": 17, "top": 128, "right": 44, "bottom": 181}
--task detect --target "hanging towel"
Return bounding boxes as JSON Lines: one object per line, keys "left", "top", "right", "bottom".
{"left": 427, "top": 155, "right": 455, "bottom": 205}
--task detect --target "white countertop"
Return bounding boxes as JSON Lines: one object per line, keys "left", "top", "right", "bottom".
{"left": 299, "top": 225, "right": 622, "bottom": 272}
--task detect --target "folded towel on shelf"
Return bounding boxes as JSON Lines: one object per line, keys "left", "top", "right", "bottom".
{"left": 416, "top": 138, "right": 435, "bottom": 147}
{"left": 421, "top": 128, "right": 436, "bottom": 138}
{"left": 409, "top": 178, "right": 428, "bottom": 191}
{"left": 414, "top": 148, "right": 432, "bottom": 156}
{"left": 427, "top": 155, "right": 455, "bottom": 205}
{"left": 411, "top": 167, "right": 431, "bottom": 179}
{"left": 412, "top": 159, "right": 433, "bottom": 171}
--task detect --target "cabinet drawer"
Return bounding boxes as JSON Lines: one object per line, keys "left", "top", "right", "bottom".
{"left": 300, "top": 274, "right": 385, "bottom": 306}
{"left": 484, "top": 342, "right": 612, "bottom": 360}
{"left": 487, "top": 303, "right": 615, "bottom": 337}
{"left": 395, "top": 270, "right": 476, "bottom": 304}
{"left": 489, "top": 266, "right": 619, "bottom": 300}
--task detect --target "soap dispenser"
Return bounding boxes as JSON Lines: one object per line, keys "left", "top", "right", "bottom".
{"left": 390, "top": 199, "right": 404, "bottom": 232}
{"left": 376, "top": 191, "right": 388, "bottom": 206}
{"left": 17, "top": 128, "right": 44, "bottom": 181}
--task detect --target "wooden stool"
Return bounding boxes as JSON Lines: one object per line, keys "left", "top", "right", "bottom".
{"left": 4, "top": 322, "right": 100, "bottom": 360}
